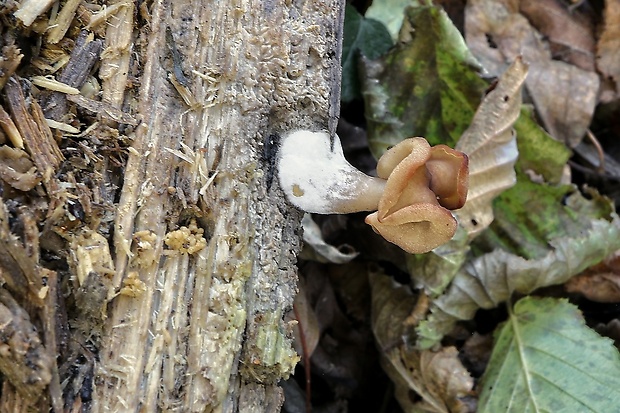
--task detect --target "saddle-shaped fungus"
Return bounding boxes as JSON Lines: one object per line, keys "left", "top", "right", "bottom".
{"left": 278, "top": 130, "right": 468, "bottom": 254}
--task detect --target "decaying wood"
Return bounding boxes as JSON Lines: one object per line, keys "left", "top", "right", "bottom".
{"left": 0, "top": 105, "right": 24, "bottom": 148}
{"left": 0, "top": 288, "right": 51, "bottom": 401}
{"left": 66, "top": 94, "right": 138, "bottom": 125}
{"left": 40, "top": 268, "right": 63, "bottom": 413}
{"left": 92, "top": 0, "right": 344, "bottom": 410}
{"left": 41, "top": 30, "right": 103, "bottom": 121}
{"left": 13, "top": 0, "right": 56, "bottom": 26}
{"left": 4, "top": 77, "right": 64, "bottom": 190}
{"left": 0, "top": 36, "right": 22, "bottom": 90}
{"left": 99, "top": 0, "right": 134, "bottom": 109}
{"left": 0, "top": 199, "right": 45, "bottom": 307}
{"left": 0, "top": 195, "right": 63, "bottom": 410}
{"left": 0, "top": 146, "right": 40, "bottom": 191}
{"left": 47, "top": 0, "right": 83, "bottom": 44}
{"left": 0, "top": 1, "right": 18, "bottom": 18}
{"left": 0, "top": 0, "right": 344, "bottom": 410}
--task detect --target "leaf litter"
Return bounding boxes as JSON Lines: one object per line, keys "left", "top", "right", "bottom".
{"left": 465, "top": 0, "right": 599, "bottom": 148}
{"left": 290, "top": 1, "right": 620, "bottom": 412}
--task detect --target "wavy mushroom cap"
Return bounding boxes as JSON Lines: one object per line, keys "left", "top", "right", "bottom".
{"left": 427, "top": 144, "right": 469, "bottom": 210}
{"left": 365, "top": 138, "right": 468, "bottom": 254}
{"left": 365, "top": 204, "right": 457, "bottom": 254}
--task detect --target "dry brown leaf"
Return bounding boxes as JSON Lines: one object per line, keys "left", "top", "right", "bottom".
{"left": 565, "top": 251, "right": 620, "bottom": 303}
{"left": 461, "top": 333, "right": 493, "bottom": 377}
{"left": 455, "top": 58, "right": 526, "bottom": 238}
{"left": 299, "top": 214, "right": 358, "bottom": 264}
{"left": 595, "top": 319, "right": 620, "bottom": 349}
{"left": 0, "top": 146, "right": 41, "bottom": 191}
{"left": 291, "top": 277, "right": 320, "bottom": 360}
{"left": 328, "top": 262, "right": 372, "bottom": 323}
{"left": 465, "top": 0, "right": 599, "bottom": 147}
{"left": 298, "top": 264, "right": 375, "bottom": 400}
{"left": 565, "top": 250, "right": 620, "bottom": 302}
{"left": 519, "top": 0, "right": 595, "bottom": 71}
{"left": 370, "top": 270, "right": 473, "bottom": 413}
{"left": 565, "top": 272, "right": 620, "bottom": 303}
{"left": 384, "top": 346, "right": 474, "bottom": 413}
{"left": 597, "top": 0, "right": 620, "bottom": 101}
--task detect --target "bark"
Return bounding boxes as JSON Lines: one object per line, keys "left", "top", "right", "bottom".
{"left": 0, "top": 0, "right": 344, "bottom": 411}
{"left": 90, "top": 0, "right": 344, "bottom": 412}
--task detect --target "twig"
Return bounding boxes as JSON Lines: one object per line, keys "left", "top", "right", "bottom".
{"left": 585, "top": 129, "right": 606, "bottom": 174}
{"left": 293, "top": 302, "right": 312, "bottom": 413}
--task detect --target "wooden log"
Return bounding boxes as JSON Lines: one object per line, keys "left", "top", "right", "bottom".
{"left": 92, "top": 0, "right": 344, "bottom": 411}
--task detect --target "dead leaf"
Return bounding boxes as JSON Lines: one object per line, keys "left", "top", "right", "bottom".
{"left": 519, "top": 0, "right": 595, "bottom": 71}
{"left": 595, "top": 319, "right": 620, "bottom": 349}
{"left": 565, "top": 250, "right": 620, "bottom": 302}
{"left": 383, "top": 346, "right": 474, "bottom": 413}
{"left": 465, "top": 0, "right": 599, "bottom": 147}
{"left": 407, "top": 226, "right": 470, "bottom": 297}
{"left": 297, "top": 263, "right": 374, "bottom": 399}
{"left": 418, "top": 214, "right": 620, "bottom": 348}
{"left": 370, "top": 269, "right": 473, "bottom": 413}
{"left": 565, "top": 271, "right": 620, "bottom": 303}
{"left": 328, "top": 262, "right": 372, "bottom": 323}
{"left": 461, "top": 333, "right": 493, "bottom": 377}
{"left": 291, "top": 277, "right": 320, "bottom": 360}
{"left": 455, "top": 58, "right": 526, "bottom": 237}
{"left": 0, "top": 146, "right": 40, "bottom": 191}
{"left": 596, "top": 0, "right": 620, "bottom": 101}
{"left": 299, "top": 214, "right": 359, "bottom": 264}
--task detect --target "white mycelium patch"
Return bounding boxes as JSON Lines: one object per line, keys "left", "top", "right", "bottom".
{"left": 277, "top": 130, "right": 385, "bottom": 214}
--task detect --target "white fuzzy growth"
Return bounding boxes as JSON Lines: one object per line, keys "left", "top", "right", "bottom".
{"left": 277, "top": 130, "right": 384, "bottom": 214}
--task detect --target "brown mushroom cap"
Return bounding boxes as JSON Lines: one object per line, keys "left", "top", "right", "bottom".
{"left": 376, "top": 138, "right": 434, "bottom": 215}
{"left": 365, "top": 205, "right": 457, "bottom": 254}
{"left": 365, "top": 138, "right": 468, "bottom": 254}
{"left": 427, "top": 145, "right": 469, "bottom": 210}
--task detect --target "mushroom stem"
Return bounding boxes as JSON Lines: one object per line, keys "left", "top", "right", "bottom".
{"left": 278, "top": 130, "right": 386, "bottom": 214}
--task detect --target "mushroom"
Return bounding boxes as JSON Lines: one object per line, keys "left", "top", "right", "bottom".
{"left": 365, "top": 138, "right": 468, "bottom": 253}
{"left": 277, "top": 130, "right": 468, "bottom": 254}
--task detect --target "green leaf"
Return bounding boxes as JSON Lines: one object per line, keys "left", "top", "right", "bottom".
{"left": 417, "top": 214, "right": 620, "bottom": 349}
{"left": 365, "top": 0, "right": 415, "bottom": 40}
{"left": 361, "top": 3, "right": 488, "bottom": 158}
{"left": 478, "top": 297, "right": 620, "bottom": 412}
{"left": 407, "top": 226, "right": 470, "bottom": 297}
{"left": 342, "top": 4, "right": 393, "bottom": 102}
{"left": 514, "top": 105, "right": 572, "bottom": 184}
{"left": 476, "top": 182, "right": 614, "bottom": 260}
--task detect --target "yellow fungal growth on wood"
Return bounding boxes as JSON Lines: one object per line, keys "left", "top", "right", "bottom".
{"left": 71, "top": 228, "right": 115, "bottom": 287}
{"left": 132, "top": 230, "right": 158, "bottom": 268}
{"left": 164, "top": 220, "right": 206, "bottom": 254}
{"left": 119, "top": 271, "right": 147, "bottom": 297}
